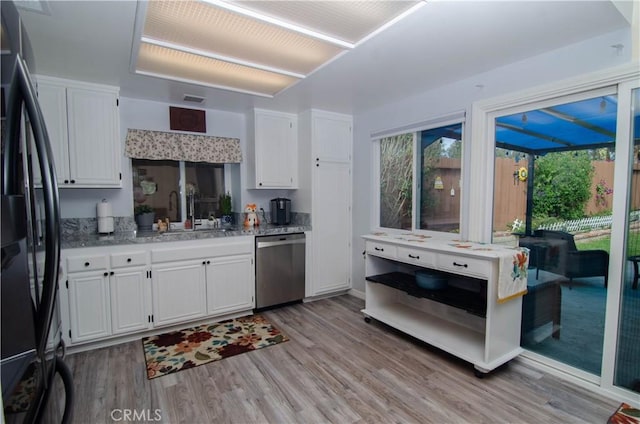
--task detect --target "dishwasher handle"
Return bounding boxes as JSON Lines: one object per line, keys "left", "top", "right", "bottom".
{"left": 256, "top": 238, "right": 306, "bottom": 249}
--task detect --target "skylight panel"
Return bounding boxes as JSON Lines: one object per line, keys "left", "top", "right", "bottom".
{"left": 133, "top": 0, "right": 424, "bottom": 97}
{"left": 231, "top": 1, "right": 423, "bottom": 44}
{"left": 137, "top": 43, "right": 299, "bottom": 97}
{"left": 144, "top": 1, "right": 346, "bottom": 76}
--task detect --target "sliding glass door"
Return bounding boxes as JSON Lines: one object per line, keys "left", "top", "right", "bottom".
{"left": 492, "top": 91, "right": 616, "bottom": 378}
{"left": 480, "top": 65, "right": 639, "bottom": 400}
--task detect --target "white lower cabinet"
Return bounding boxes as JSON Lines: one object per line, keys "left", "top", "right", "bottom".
{"left": 67, "top": 271, "right": 111, "bottom": 343}
{"left": 206, "top": 254, "right": 254, "bottom": 315}
{"left": 151, "top": 260, "right": 207, "bottom": 327}
{"left": 110, "top": 267, "right": 151, "bottom": 335}
{"left": 62, "top": 237, "right": 255, "bottom": 348}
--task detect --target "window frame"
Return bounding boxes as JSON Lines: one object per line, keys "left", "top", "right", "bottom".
{"left": 371, "top": 112, "right": 466, "bottom": 237}
{"left": 131, "top": 159, "right": 234, "bottom": 229}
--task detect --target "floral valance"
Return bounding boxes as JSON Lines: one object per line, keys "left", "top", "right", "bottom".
{"left": 125, "top": 129, "right": 242, "bottom": 163}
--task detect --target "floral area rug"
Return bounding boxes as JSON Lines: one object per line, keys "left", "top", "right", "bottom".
{"left": 142, "top": 315, "right": 288, "bottom": 379}
{"left": 608, "top": 403, "right": 640, "bottom": 424}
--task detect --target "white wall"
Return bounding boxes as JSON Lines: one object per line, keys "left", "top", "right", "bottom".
{"left": 351, "top": 27, "right": 633, "bottom": 292}
{"left": 58, "top": 97, "right": 247, "bottom": 218}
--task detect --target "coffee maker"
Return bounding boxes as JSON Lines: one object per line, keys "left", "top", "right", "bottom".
{"left": 270, "top": 198, "right": 291, "bottom": 225}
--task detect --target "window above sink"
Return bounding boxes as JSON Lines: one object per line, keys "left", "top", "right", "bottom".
{"left": 132, "top": 159, "right": 228, "bottom": 225}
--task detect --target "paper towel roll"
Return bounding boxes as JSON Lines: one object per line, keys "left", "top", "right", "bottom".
{"left": 97, "top": 199, "right": 112, "bottom": 218}
{"left": 97, "top": 199, "right": 114, "bottom": 234}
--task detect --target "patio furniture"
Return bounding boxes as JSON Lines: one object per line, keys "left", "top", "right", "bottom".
{"left": 521, "top": 276, "right": 562, "bottom": 341}
{"left": 519, "top": 230, "right": 609, "bottom": 288}
{"left": 519, "top": 236, "right": 568, "bottom": 280}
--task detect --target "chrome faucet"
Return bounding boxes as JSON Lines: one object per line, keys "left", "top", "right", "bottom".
{"left": 187, "top": 187, "right": 195, "bottom": 230}
{"left": 186, "top": 187, "right": 201, "bottom": 230}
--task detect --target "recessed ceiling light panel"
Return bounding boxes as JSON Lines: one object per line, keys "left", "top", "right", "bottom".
{"left": 133, "top": 0, "right": 423, "bottom": 97}
{"left": 144, "top": 1, "right": 345, "bottom": 76}
{"left": 232, "top": 0, "right": 422, "bottom": 45}
{"left": 137, "top": 43, "right": 299, "bottom": 97}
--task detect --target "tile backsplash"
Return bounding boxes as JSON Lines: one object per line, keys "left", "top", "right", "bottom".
{"left": 61, "top": 216, "right": 136, "bottom": 237}
{"left": 62, "top": 213, "right": 310, "bottom": 236}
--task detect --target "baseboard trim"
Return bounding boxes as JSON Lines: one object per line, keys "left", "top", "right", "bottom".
{"left": 348, "top": 288, "right": 365, "bottom": 300}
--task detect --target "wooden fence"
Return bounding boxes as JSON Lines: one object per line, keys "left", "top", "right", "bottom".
{"left": 425, "top": 157, "right": 640, "bottom": 232}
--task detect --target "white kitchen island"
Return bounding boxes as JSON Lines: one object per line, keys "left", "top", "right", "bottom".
{"left": 362, "top": 233, "right": 526, "bottom": 376}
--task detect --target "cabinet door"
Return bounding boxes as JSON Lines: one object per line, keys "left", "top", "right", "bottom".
{"left": 110, "top": 267, "right": 151, "bottom": 335}
{"left": 66, "top": 87, "right": 120, "bottom": 186}
{"left": 311, "top": 162, "right": 351, "bottom": 294}
{"left": 313, "top": 113, "right": 352, "bottom": 163}
{"left": 152, "top": 260, "right": 207, "bottom": 327}
{"left": 35, "top": 80, "right": 70, "bottom": 185}
{"left": 67, "top": 271, "right": 111, "bottom": 343}
{"left": 255, "top": 111, "right": 296, "bottom": 188}
{"left": 206, "top": 254, "right": 254, "bottom": 315}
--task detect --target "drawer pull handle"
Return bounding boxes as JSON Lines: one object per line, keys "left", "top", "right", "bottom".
{"left": 127, "top": 258, "right": 132, "bottom": 262}
{"left": 84, "top": 262, "right": 90, "bottom": 267}
{"left": 408, "top": 254, "right": 420, "bottom": 259}
{"left": 453, "top": 262, "right": 468, "bottom": 268}
{"left": 374, "top": 247, "right": 384, "bottom": 251}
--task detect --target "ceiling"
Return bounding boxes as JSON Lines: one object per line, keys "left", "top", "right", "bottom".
{"left": 15, "top": 1, "right": 632, "bottom": 115}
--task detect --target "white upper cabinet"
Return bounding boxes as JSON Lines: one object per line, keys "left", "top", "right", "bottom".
{"left": 35, "top": 75, "right": 121, "bottom": 188}
{"left": 311, "top": 110, "right": 352, "bottom": 163}
{"left": 35, "top": 79, "right": 70, "bottom": 184}
{"left": 248, "top": 109, "right": 297, "bottom": 189}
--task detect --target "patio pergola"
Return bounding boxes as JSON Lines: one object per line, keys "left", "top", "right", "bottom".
{"left": 493, "top": 95, "right": 636, "bottom": 235}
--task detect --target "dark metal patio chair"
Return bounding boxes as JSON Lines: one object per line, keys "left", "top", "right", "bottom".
{"left": 531, "top": 229, "right": 609, "bottom": 288}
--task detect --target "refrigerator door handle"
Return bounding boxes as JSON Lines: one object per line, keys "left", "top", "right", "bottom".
{"left": 3, "top": 54, "right": 61, "bottom": 355}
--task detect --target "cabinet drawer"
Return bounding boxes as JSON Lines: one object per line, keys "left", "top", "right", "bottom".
{"left": 365, "top": 241, "right": 397, "bottom": 259}
{"left": 436, "top": 253, "right": 490, "bottom": 279}
{"left": 67, "top": 255, "right": 108, "bottom": 273}
{"left": 397, "top": 247, "right": 436, "bottom": 268}
{"left": 152, "top": 241, "right": 252, "bottom": 263}
{"left": 110, "top": 251, "right": 147, "bottom": 269}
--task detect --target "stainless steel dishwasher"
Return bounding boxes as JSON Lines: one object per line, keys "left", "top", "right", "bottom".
{"left": 255, "top": 233, "right": 305, "bottom": 309}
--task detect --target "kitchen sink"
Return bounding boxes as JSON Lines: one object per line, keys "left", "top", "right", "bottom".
{"left": 161, "top": 227, "right": 231, "bottom": 234}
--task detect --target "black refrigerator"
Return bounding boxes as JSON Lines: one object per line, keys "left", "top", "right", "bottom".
{"left": 1, "top": 1, "right": 73, "bottom": 422}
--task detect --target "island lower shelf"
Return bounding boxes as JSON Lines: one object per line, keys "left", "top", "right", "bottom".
{"left": 365, "top": 272, "right": 487, "bottom": 317}
{"left": 362, "top": 280, "right": 522, "bottom": 374}
{"left": 362, "top": 300, "right": 485, "bottom": 366}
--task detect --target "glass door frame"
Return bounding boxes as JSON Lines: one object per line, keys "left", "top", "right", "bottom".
{"left": 468, "top": 62, "right": 639, "bottom": 405}
{"left": 603, "top": 78, "right": 639, "bottom": 400}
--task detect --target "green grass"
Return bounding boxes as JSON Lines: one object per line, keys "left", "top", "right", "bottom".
{"left": 576, "top": 231, "right": 640, "bottom": 256}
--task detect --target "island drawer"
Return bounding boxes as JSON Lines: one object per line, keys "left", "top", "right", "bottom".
{"left": 436, "top": 253, "right": 490, "bottom": 279}
{"left": 397, "top": 247, "right": 436, "bottom": 268}
{"left": 365, "top": 241, "right": 397, "bottom": 259}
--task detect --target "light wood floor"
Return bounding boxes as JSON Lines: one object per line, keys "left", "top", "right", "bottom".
{"left": 39, "top": 295, "right": 618, "bottom": 423}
